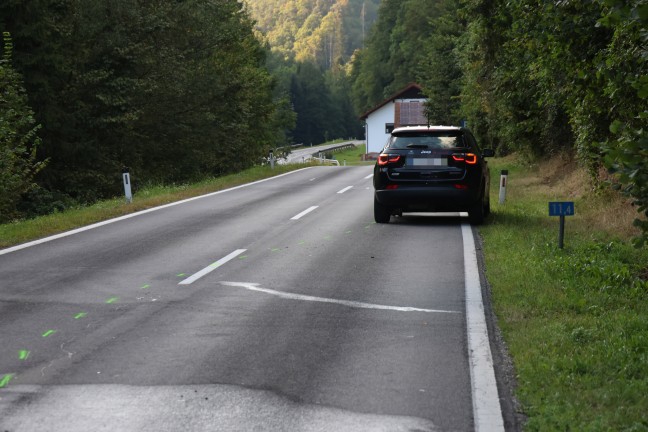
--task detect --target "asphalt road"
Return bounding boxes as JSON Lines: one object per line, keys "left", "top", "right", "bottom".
{"left": 0, "top": 166, "right": 505, "bottom": 432}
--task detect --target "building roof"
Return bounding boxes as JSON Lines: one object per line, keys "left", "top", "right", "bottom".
{"left": 359, "top": 83, "right": 426, "bottom": 120}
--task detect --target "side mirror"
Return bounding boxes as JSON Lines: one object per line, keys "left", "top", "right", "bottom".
{"left": 482, "top": 149, "right": 495, "bottom": 158}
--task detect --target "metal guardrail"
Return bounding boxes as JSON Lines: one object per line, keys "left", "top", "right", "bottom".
{"left": 280, "top": 142, "right": 356, "bottom": 153}
{"left": 317, "top": 143, "right": 357, "bottom": 153}
{"left": 282, "top": 141, "right": 362, "bottom": 165}
{"left": 310, "top": 156, "right": 340, "bottom": 166}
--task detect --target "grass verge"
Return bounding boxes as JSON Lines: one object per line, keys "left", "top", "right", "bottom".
{"left": 481, "top": 155, "right": 648, "bottom": 431}
{"left": 0, "top": 164, "right": 313, "bottom": 249}
{"left": 330, "top": 143, "right": 374, "bottom": 166}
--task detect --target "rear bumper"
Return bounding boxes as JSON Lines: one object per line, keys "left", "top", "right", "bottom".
{"left": 375, "top": 186, "right": 479, "bottom": 211}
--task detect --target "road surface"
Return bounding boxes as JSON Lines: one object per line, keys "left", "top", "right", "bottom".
{"left": 0, "top": 166, "right": 507, "bottom": 431}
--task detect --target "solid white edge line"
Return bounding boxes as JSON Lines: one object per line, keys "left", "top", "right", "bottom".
{"left": 0, "top": 168, "right": 313, "bottom": 256}
{"left": 290, "top": 206, "right": 319, "bottom": 220}
{"left": 337, "top": 186, "right": 353, "bottom": 194}
{"left": 179, "top": 249, "right": 247, "bottom": 285}
{"left": 462, "top": 223, "right": 505, "bottom": 432}
{"left": 364, "top": 173, "right": 374, "bottom": 179}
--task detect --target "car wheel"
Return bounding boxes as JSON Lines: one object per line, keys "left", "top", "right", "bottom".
{"left": 469, "top": 192, "right": 485, "bottom": 225}
{"left": 374, "top": 197, "right": 391, "bottom": 223}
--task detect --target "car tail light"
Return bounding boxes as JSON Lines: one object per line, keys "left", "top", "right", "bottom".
{"left": 452, "top": 153, "right": 478, "bottom": 165}
{"left": 378, "top": 154, "right": 402, "bottom": 166}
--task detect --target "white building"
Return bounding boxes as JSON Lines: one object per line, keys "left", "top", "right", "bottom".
{"left": 360, "top": 83, "right": 428, "bottom": 155}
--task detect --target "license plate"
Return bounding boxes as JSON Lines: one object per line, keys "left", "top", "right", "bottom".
{"left": 409, "top": 158, "right": 447, "bottom": 166}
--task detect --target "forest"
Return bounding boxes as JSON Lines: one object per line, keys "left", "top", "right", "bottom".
{"left": 1, "top": 0, "right": 647, "bottom": 243}
{"left": 1, "top": 0, "right": 287, "bottom": 219}
{"left": 350, "top": 0, "right": 647, "bottom": 244}
{"left": 249, "top": 0, "right": 379, "bottom": 147}
{"left": 0, "top": 0, "right": 374, "bottom": 223}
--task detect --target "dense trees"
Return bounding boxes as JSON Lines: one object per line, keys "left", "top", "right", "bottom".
{"left": 1, "top": 0, "right": 370, "bottom": 222}
{"left": 600, "top": 2, "right": 648, "bottom": 245}
{"left": 0, "top": 33, "right": 45, "bottom": 223}
{"left": 1, "top": 0, "right": 289, "bottom": 218}
{"left": 458, "top": 0, "right": 647, "bottom": 244}
{"left": 350, "top": 0, "right": 647, "bottom": 243}
{"left": 286, "top": 61, "right": 359, "bottom": 145}
{"left": 349, "top": 0, "right": 463, "bottom": 124}
{"left": 246, "top": 0, "right": 366, "bottom": 150}
{"left": 244, "top": 0, "right": 380, "bottom": 67}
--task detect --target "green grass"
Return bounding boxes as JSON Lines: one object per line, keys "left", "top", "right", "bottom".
{"left": 330, "top": 143, "right": 374, "bottom": 166}
{"left": 481, "top": 156, "right": 648, "bottom": 431}
{"left": 0, "top": 164, "right": 313, "bottom": 249}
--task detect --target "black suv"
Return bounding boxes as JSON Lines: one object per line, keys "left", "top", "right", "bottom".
{"left": 373, "top": 125, "right": 494, "bottom": 224}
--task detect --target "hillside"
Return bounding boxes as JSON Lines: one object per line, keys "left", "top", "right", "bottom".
{"left": 243, "top": 0, "right": 380, "bottom": 68}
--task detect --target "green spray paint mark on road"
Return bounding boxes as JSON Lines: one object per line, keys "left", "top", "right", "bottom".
{"left": 270, "top": 248, "right": 280, "bottom": 252}
{"left": 345, "top": 230, "right": 352, "bottom": 234}
{"left": 105, "top": 297, "right": 119, "bottom": 304}
{"left": 42, "top": 330, "right": 57, "bottom": 338}
{"left": 298, "top": 241, "right": 306, "bottom": 245}
{"left": 19, "top": 350, "right": 30, "bottom": 360}
{"left": 0, "top": 374, "right": 15, "bottom": 388}
{"left": 239, "top": 255, "right": 248, "bottom": 259}
{"left": 74, "top": 312, "right": 88, "bottom": 319}
{"left": 177, "top": 273, "right": 186, "bottom": 277}
{"left": 140, "top": 284, "right": 151, "bottom": 290}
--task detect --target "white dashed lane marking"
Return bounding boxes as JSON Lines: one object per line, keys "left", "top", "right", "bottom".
{"left": 179, "top": 249, "right": 247, "bottom": 285}
{"left": 290, "top": 206, "right": 319, "bottom": 220}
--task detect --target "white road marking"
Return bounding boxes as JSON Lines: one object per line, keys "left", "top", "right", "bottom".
{"left": 0, "top": 168, "right": 313, "bottom": 256}
{"left": 290, "top": 206, "right": 319, "bottom": 220}
{"left": 179, "top": 249, "right": 247, "bottom": 285}
{"left": 337, "top": 186, "right": 353, "bottom": 194}
{"left": 462, "top": 224, "right": 505, "bottom": 431}
{"left": 220, "top": 282, "right": 460, "bottom": 314}
{"left": 309, "top": 178, "right": 317, "bottom": 181}
{"left": 364, "top": 174, "right": 374, "bottom": 179}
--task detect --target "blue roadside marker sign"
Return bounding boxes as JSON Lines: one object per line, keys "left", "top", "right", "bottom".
{"left": 549, "top": 201, "right": 575, "bottom": 217}
{"left": 549, "top": 202, "right": 575, "bottom": 248}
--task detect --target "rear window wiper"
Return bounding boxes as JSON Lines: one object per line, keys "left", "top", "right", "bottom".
{"left": 406, "top": 143, "right": 429, "bottom": 149}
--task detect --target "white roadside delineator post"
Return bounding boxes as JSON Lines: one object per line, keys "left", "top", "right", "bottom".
{"left": 498, "top": 170, "right": 508, "bottom": 204}
{"left": 122, "top": 168, "right": 133, "bottom": 204}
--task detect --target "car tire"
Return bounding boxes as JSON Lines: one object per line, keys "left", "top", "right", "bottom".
{"left": 469, "top": 192, "right": 485, "bottom": 225}
{"left": 374, "top": 197, "right": 391, "bottom": 223}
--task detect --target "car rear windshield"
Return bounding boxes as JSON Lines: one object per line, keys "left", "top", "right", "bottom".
{"left": 388, "top": 131, "right": 466, "bottom": 149}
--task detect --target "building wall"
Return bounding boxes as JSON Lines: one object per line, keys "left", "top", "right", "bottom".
{"left": 365, "top": 103, "right": 394, "bottom": 154}
{"left": 395, "top": 99, "right": 427, "bottom": 126}
{"left": 365, "top": 98, "right": 428, "bottom": 154}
